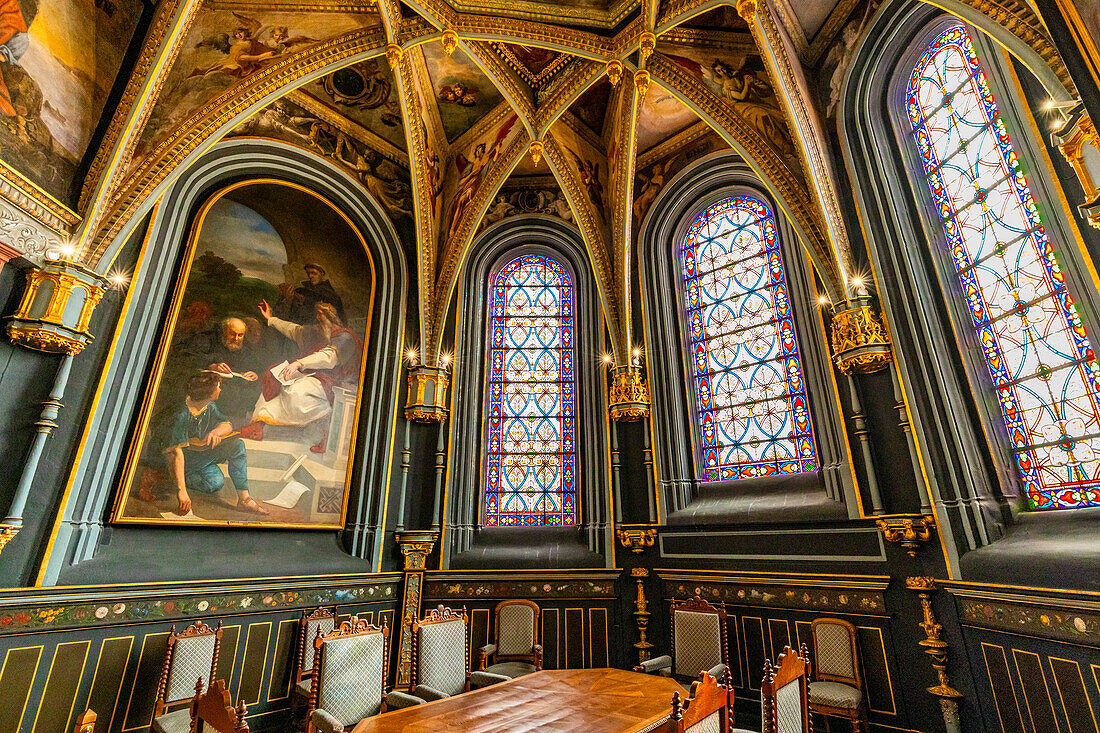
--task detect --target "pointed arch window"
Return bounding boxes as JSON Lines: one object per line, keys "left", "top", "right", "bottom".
{"left": 679, "top": 195, "right": 818, "bottom": 481}
{"left": 484, "top": 253, "right": 577, "bottom": 526}
{"left": 905, "top": 24, "right": 1100, "bottom": 510}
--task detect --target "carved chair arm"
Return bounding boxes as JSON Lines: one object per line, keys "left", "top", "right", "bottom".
{"left": 310, "top": 709, "right": 344, "bottom": 733}
{"left": 413, "top": 684, "right": 450, "bottom": 702}
{"left": 384, "top": 690, "right": 426, "bottom": 710}
{"left": 469, "top": 670, "right": 511, "bottom": 689}
{"left": 634, "top": 655, "right": 672, "bottom": 674}
{"left": 478, "top": 643, "right": 497, "bottom": 670}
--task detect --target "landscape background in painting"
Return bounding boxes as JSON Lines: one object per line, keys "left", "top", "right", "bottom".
{"left": 114, "top": 182, "right": 372, "bottom": 529}
{"left": 0, "top": 0, "right": 142, "bottom": 204}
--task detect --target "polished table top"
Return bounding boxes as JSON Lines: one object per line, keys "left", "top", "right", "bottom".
{"left": 351, "top": 668, "right": 684, "bottom": 732}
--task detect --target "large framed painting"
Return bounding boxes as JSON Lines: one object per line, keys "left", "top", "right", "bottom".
{"left": 112, "top": 180, "right": 373, "bottom": 528}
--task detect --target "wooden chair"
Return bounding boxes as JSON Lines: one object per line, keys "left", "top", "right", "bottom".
{"left": 153, "top": 621, "right": 222, "bottom": 733}
{"left": 664, "top": 671, "right": 737, "bottom": 732}
{"left": 307, "top": 616, "right": 392, "bottom": 733}
{"left": 477, "top": 599, "right": 543, "bottom": 680}
{"left": 410, "top": 605, "right": 509, "bottom": 702}
{"left": 635, "top": 596, "right": 730, "bottom": 685}
{"left": 189, "top": 678, "right": 249, "bottom": 732}
{"left": 293, "top": 607, "right": 338, "bottom": 703}
{"left": 72, "top": 710, "right": 96, "bottom": 733}
{"left": 760, "top": 645, "right": 812, "bottom": 733}
{"left": 807, "top": 618, "right": 867, "bottom": 732}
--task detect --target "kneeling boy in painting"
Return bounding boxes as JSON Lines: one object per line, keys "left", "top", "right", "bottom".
{"left": 165, "top": 371, "right": 269, "bottom": 517}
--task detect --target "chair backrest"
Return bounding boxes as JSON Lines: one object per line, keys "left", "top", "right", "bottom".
{"left": 665, "top": 671, "right": 732, "bottom": 733}
{"left": 156, "top": 621, "right": 222, "bottom": 717}
{"left": 671, "top": 596, "right": 728, "bottom": 680}
{"left": 413, "top": 605, "right": 470, "bottom": 697}
{"left": 72, "top": 709, "right": 96, "bottom": 733}
{"left": 810, "top": 617, "right": 860, "bottom": 687}
{"left": 189, "top": 678, "right": 249, "bottom": 733}
{"left": 309, "top": 616, "right": 389, "bottom": 727}
{"left": 297, "top": 606, "right": 338, "bottom": 681}
{"left": 494, "top": 599, "right": 539, "bottom": 659}
{"left": 760, "top": 645, "right": 811, "bottom": 733}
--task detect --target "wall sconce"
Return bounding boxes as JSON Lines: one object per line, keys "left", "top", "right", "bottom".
{"left": 1052, "top": 102, "right": 1100, "bottom": 230}
{"left": 608, "top": 364, "right": 650, "bottom": 422}
{"left": 405, "top": 363, "right": 451, "bottom": 422}
{"left": 6, "top": 258, "right": 108, "bottom": 355}
{"left": 829, "top": 294, "right": 892, "bottom": 375}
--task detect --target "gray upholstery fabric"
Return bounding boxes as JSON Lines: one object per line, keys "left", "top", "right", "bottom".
{"left": 813, "top": 623, "right": 855, "bottom": 679}
{"left": 303, "top": 615, "right": 337, "bottom": 673}
{"left": 485, "top": 661, "right": 536, "bottom": 678}
{"left": 385, "top": 690, "right": 426, "bottom": 709}
{"left": 469, "top": 670, "right": 511, "bottom": 689}
{"left": 311, "top": 708, "right": 345, "bottom": 733}
{"left": 708, "top": 663, "right": 729, "bottom": 680}
{"left": 674, "top": 610, "right": 723, "bottom": 678}
{"left": 497, "top": 604, "right": 536, "bottom": 655}
{"left": 808, "top": 680, "right": 862, "bottom": 709}
{"left": 164, "top": 633, "right": 216, "bottom": 702}
{"left": 295, "top": 677, "right": 311, "bottom": 698}
{"left": 151, "top": 708, "right": 191, "bottom": 733}
{"left": 685, "top": 709, "right": 722, "bottom": 733}
{"left": 776, "top": 680, "right": 804, "bottom": 733}
{"left": 418, "top": 618, "right": 468, "bottom": 696}
{"left": 317, "top": 631, "right": 385, "bottom": 725}
{"left": 413, "top": 684, "right": 450, "bottom": 701}
{"left": 639, "top": 655, "right": 672, "bottom": 673}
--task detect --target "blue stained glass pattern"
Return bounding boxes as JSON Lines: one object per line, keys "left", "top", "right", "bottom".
{"left": 485, "top": 253, "right": 577, "bottom": 526}
{"left": 680, "top": 196, "right": 818, "bottom": 481}
{"left": 906, "top": 25, "right": 1100, "bottom": 510}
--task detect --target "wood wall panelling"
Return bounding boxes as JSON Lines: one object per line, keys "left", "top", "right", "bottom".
{"left": 238, "top": 622, "right": 272, "bottom": 707}
{"left": 32, "top": 640, "right": 90, "bottom": 733}
{"left": 85, "top": 636, "right": 133, "bottom": 733}
{"left": 266, "top": 619, "right": 298, "bottom": 704}
{"left": 0, "top": 646, "right": 43, "bottom": 733}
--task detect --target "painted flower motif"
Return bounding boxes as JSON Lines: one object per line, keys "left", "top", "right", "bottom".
{"left": 198, "top": 600, "right": 209, "bottom": 611}
{"left": 240, "top": 597, "right": 253, "bottom": 608}
{"left": 164, "top": 602, "right": 176, "bottom": 612}
{"left": 543, "top": 584, "right": 552, "bottom": 592}
{"left": 839, "top": 594, "right": 848, "bottom": 604}
{"left": 14, "top": 613, "right": 30, "bottom": 624}
{"left": 385, "top": 587, "right": 393, "bottom": 595}
{"left": 1040, "top": 614, "right": 1050, "bottom": 625}
{"left": 694, "top": 587, "right": 702, "bottom": 596}
{"left": 802, "top": 593, "right": 811, "bottom": 603}
{"left": 95, "top": 607, "right": 108, "bottom": 619}
{"left": 982, "top": 605, "right": 994, "bottom": 618}
{"left": 263, "top": 596, "right": 274, "bottom": 605}
{"left": 112, "top": 603, "right": 126, "bottom": 614}
{"left": 0, "top": 616, "right": 11, "bottom": 625}
{"left": 737, "top": 590, "right": 746, "bottom": 599}
{"left": 1074, "top": 617, "right": 1087, "bottom": 632}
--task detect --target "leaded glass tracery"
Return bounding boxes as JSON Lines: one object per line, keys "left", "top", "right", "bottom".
{"left": 485, "top": 253, "right": 577, "bottom": 526}
{"left": 906, "top": 24, "right": 1100, "bottom": 509}
{"left": 680, "top": 195, "right": 818, "bottom": 481}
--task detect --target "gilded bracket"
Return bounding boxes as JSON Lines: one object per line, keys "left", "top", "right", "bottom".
{"left": 617, "top": 526, "right": 657, "bottom": 553}
{"left": 630, "top": 567, "right": 654, "bottom": 663}
{"left": 876, "top": 514, "right": 936, "bottom": 557}
{"left": 1053, "top": 103, "right": 1100, "bottom": 230}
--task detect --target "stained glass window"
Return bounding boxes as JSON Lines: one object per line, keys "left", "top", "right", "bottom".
{"left": 485, "top": 253, "right": 577, "bottom": 526}
{"left": 906, "top": 25, "right": 1100, "bottom": 510}
{"left": 680, "top": 196, "right": 818, "bottom": 481}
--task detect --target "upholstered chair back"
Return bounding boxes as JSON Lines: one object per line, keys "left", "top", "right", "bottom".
{"left": 760, "top": 645, "right": 811, "bottom": 733}
{"left": 414, "top": 606, "right": 470, "bottom": 697}
{"left": 298, "top": 607, "right": 337, "bottom": 678}
{"left": 155, "top": 621, "right": 221, "bottom": 717}
{"left": 671, "top": 597, "right": 727, "bottom": 680}
{"left": 811, "top": 618, "right": 859, "bottom": 684}
{"left": 310, "top": 616, "right": 389, "bottom": 726}
{"left": 496, "top": 600, "right": 537, "bottom": 657}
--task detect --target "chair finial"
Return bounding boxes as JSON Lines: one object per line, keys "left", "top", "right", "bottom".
{"left": 670, "top": 691, "right": 683, "bottom": 720}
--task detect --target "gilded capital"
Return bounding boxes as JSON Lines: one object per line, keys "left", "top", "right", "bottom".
{"left": 736, "top": 0, "right": 758, "bottom": 23}
{"left": 386, "top": 43, "right": 402, "bottom": 69}
{"left": 528, "top": 140, "right": 544, "bottom": 166}
{"left": 609, "top": 365, "right": 650, "bottom": 421}
{"left": 441, "top": 28, "right": 458, "bottom": 56}
{"left": 633, "top": 69, "right": 651, "bottom": 100}
{"left": 606, "top": 59, "right": 623, "bottom": 86}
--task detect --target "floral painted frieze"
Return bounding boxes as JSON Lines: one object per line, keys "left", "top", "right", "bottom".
{"left": 662, "top": 580, "right": 886, "bottom": 614}
{"left": 0, "top": 580, "right": 399, "bottom": 635}
{"left": 957, "top": 596, "right": 1100, "bottom": 645}
{"left": 424, "top": 578, "right": 617, "bottom": 600}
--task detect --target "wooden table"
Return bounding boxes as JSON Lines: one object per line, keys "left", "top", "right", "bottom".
{"left": 351, "top": 668, "right": 684, "bottom": 732}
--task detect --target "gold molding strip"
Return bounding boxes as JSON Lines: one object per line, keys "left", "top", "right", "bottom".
{"left": 0, "top": 163, "right": 79, "bottom": 235}
{"left": 491, "top": 42, "right": 574, "bottom": 89}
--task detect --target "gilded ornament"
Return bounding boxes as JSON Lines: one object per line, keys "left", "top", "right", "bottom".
{"left": 617, "top": 527, "right": 657, "bottom": 553}
{"left": 606, "top": 58, "right": 623, "bottom": 86}
{"left": 736, "top": 0, "right": 758, "bottom": 22}
{"left": 1053, "top": 104, "right": 1100, "bottom": 230}
{"left": 528, "top": 140, "right": 544, "bottom": 166}
{"left": 609, "top": 366, "right": 650, "bottom": 421}
{"left": 0, "top": 524, "right": 18, "bottom": 555}
{"left": 905, "top": 576, "right": 963, "bottom": 708}
{"left": 877, "top": 514, "right": 936, "bottom": 557}
{"left": 633, "top": 69, "right": 651, "bottom": 100}
{"left": 830, "top": 296, "right": 892, "bottom": 374}
{"left": 6, "top": 260, "right": 108, "bottom": 355}
{"left": 441, "top": 28, "right": 458, "bottom": 56}
{"left": 405, "top": 364, "right": 451, "bottom": 423}
{"left": 386, "top": 43, "right": 402, "bottom": 68}
{"left": 638, "top": 31, "right": 656, "bottom": 65}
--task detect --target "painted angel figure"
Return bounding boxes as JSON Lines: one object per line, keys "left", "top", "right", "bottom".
{"left": 188, "top": 12, "right": 316, "bottom": 80}
{"left": 571, "top": 152, "right": 604, "bottom": 210}
{"left": 634, "top": 157, "right": 673, "bottom": 225}
{"left": 444, "top": 115, "right": 518, "bottom": 243}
